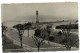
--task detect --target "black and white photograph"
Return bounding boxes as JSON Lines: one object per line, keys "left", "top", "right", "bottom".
{"left": 1, "top": 2, "right": 79, "bottom": 52}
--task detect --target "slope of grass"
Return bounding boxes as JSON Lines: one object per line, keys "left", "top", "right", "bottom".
{"left": 2, "top": 36, "right": 30, "bottom": 52}
{"left": 50, "top": 29, "right": 79, "bottom": 48}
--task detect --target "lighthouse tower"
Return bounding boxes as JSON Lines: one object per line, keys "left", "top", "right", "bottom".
{"left": 36, "top": 10, "right": 39, "bottom": 23}
{"left": 36, "top": 10, "right": 39, "bottom": 29}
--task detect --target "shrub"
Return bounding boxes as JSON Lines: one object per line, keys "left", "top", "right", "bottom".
{"left": 49, "top": 36, "right": 54, "bottom": 41}
{"left": 58, "top": 31, "right": 62, "bottom": 36}
{"left": 60, "top": 39, "right": 67, "bottom": 44}
{"left": 34, "top": 29, "right": 41, "bottom": 37}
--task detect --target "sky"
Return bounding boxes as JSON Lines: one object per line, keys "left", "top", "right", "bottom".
{"left": 1, "top": 2, "right": 78, "bottom": 22}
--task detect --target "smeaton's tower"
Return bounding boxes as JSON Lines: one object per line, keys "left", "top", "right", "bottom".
{"left": 36, "top": 10, "right": 39, "bottom": 28}
{"left": 36, "top": 10, "right": 39, "bottom": 23}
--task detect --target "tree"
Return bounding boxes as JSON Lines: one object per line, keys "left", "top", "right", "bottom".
{"left": 65, "top": 24, "right": 72, "bottom": 37}
{"left": 13, "top": 24, "right": 24, "bottom": 48}
{"left": 2, "top": 23, "right": 7, "bottom": 37}
{"left": 46, "top": 25, "right": 51, "bottom": 44}
{"left": 32, "top": 29, "right": 45, "bottom": 51}
{"left": 24, "top": 22, "right": 32, "bottom": 37}
{"left": 64, "top": 38, "right": 78, "bottom": 50}
{"left": 34, "top": 29, "right": 41, "bottom": 37}
{"left": 63, "top": 23, "right": 78, "bottom": 50}
{"left": 49, "top": 36, "right": 54, "bottom": 41}
{"left": 60, "top": 25, "right": 65, "bottom": 34}
{"left": 56, "top": 25, "right": 65, "bottom": 34}
{"left": 58, "top": 31, "right": 62, "bottom": 36}
{"left": 32, "top": 36, "right": 45, "bottom": 52}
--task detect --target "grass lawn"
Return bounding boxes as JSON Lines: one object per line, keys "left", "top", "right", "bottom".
{"left": 2, "top": 36, "right": 30, "bottom": 52}
{"left": 4, "top": 27, "right": 79, "bottom": 51}
{"left": 49, "top": 29, "right": 79, "bottom": 48}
